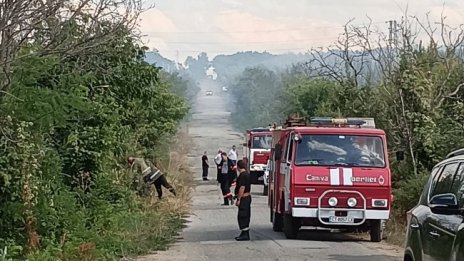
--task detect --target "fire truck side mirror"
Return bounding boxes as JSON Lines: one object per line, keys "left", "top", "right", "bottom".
{"left": 274, "top": 144, "right": 282, "bottom": 161}
{"left": 396, "top": 151, "right": 405, "bottom": 161}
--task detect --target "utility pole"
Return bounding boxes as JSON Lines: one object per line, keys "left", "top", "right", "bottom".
{"left": 388, "top": 20, "right": 393, "bottom": 48}
{"left": 387, "top": 20, "right": 398, "bottom": 48}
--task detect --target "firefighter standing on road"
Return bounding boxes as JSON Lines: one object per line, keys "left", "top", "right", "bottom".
{"left": 201, "top": 151, "right": 209, "bottom": 181}
{"left": 219, "top": 152, "right": 236, "bottom": 205}
{"left": 127, "top": 156, "right": 176, "bottom": 199}
{"left": 234, "top": 159, "right": 252, "bottom": 241}
{"left": 214, "top": 149, "right": 223, "bottom": 182}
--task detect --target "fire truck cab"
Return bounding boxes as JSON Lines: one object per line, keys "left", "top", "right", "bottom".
{"left": 268, "top": 116, "right": 393, "bottom": 242}
{"left": 243, "top": 127, "right": 273, "bottom": 195}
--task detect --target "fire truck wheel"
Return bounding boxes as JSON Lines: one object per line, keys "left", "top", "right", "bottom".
{"left": 283, "top": 214, "right": 300, "bottom": 239}
{"left": 263, "top": 185, "right": 268, "bottom": 196}
{"left": 272, "top": 211, "right": 283, "bottom": 232}
{"left": 370, "top": 220, "right": 383, "bottom": 242}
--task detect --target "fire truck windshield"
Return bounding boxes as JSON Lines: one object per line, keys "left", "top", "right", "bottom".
{"left": 294, "top": 134, "right": 386, "bottom": 167}
{"left": 252, "top": 135, "right": 272, "bottom": 149}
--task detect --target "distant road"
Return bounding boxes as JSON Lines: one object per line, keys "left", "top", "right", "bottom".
{"left": 138, "top": 78, "right": 403, "bottom": 261}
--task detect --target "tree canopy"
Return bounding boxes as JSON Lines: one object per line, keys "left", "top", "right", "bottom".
{"left": 0, "top": 1, "right": 194, "bottom": 260}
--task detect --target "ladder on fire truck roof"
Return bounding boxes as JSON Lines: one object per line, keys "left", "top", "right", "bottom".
{"left": 284, "top": 113, "right": 307, "bottom": 127}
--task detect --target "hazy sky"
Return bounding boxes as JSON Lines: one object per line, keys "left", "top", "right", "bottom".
{"left": 139, "top": 0, "right": 464, "bottom": 62}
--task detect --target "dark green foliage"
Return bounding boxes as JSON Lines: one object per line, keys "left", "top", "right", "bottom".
{"left": 0, "top": 19, "right": 191, "bottom": 261}
{"left": 230, "top": 66, "right": 285, "bottom": 129}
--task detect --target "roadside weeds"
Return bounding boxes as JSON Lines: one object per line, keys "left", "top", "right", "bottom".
{"left": 384, "top": 213, "right": 407, "bottom": 248}
{"left": 125, "top": 131, "right": 194, "bottom": 260}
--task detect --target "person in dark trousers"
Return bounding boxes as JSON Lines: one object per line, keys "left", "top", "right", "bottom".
{"left": 127, "top": 156, "right": 176, "bottom": 199}
{"left": 234, "top": 159, "right": 251, "bottom": 241}
{"left": 201, "top": 151, "right": 209, "bottom": 181}
{"left": 219, "top": 152, "right": 237, "bottom": 205}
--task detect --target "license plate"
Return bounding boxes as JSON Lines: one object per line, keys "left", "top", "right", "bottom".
{"left": 328, "top": 216, "right": 354, "bottom": 223}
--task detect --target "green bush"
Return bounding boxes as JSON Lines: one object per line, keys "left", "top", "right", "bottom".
{"left": 0, "top": 19, "right": 192, "bottom": 261}
{"left": 392, "top": 172, "right": 429, "bottom": 214}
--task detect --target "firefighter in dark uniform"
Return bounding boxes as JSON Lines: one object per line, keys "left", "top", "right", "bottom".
{"left": 234, "top": 159, "right": 251, "bottom": 241}
{"left": 219, "top": 152, "right": 237, "bottom": 205}
{"left": 127, "top": 156, "right": 176, "bottom": 199}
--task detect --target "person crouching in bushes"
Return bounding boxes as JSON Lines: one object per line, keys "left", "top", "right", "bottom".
{"left": 127, "top": 156, "right": 176, "bottom": 199}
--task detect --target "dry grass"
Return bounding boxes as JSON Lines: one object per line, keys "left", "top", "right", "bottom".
{"left": 384, "top": 212, "right": 407, "bottom": 247}
{"left": 144, "top": 130, "right": 194, "bottom": 217}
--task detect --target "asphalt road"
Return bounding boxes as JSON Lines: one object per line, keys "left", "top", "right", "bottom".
{"left": 138, "top": 78, "right": 404, "bottom": 261}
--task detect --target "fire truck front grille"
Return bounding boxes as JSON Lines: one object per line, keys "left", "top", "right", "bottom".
{"left": 317, "top": 190, "right": 367, "bottom": 226}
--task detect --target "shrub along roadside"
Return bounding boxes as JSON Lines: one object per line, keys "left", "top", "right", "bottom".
{"left": 24, "top": 131, "right": 193, "bottom": 261}
{"left": 0, "top": 18, "right": 195, "bottom": 261}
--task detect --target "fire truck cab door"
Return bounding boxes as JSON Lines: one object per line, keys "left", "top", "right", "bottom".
{"left": 281, "top": 133, "right": 293, "bottom": 212}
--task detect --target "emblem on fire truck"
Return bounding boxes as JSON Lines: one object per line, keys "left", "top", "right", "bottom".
{"left": 378, "top": 175, "right": 385, "bottom": 185}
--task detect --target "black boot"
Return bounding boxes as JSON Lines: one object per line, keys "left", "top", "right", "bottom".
{"left": 235, "top": 230, "right": 250, "bottom": 241}
{"left": 221, "top": 198, "right": 229, "bottom": 206}
{"left": 168, "top": 188, "right": 176, "bottom": 196}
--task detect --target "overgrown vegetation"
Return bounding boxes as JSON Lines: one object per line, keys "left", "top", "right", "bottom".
{"left": 0, "top": 1, "right": 195, "bottom": 260}
{"left": 227, "top": 14, "right": 464, "bottom": 242}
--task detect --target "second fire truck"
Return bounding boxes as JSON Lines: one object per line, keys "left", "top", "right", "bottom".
{"left": 243, "top": 127, "right": 273, "bottom": 195}
{"left": 268, "top": 115, "right": 397, "bottom": 242}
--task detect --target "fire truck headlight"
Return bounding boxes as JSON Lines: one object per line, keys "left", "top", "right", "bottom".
{"left": 372, "top": 199, "right": 388, "bottom": 208}
{"left": 328, "top": 197, "right": 338, "bottom": 207}
{"left": 294, "top": 197, "right": 310, "bottom": 206}
{"left": 347, "top": 197, "right": 357, "bottom": 207}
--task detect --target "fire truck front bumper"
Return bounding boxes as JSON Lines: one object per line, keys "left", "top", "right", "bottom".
{"left": 292, "top": 208, "right": 390, "bottom": 225}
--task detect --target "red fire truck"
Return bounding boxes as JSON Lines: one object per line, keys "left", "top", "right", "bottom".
{"left": 243, "top": 127, "right": 273, "bottom": 195}
{"left": 268, "top": 115, "right": 395, "bottom": 242}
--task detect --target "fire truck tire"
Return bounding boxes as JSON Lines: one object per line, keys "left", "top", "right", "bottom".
{"left": 283, "top": 214, "right": 300, "bottom": 239}
{"left": 272, "top": 211, "right": 283, "bottom": 232}
{"left": 370, "top": 220, "right": 383, "bottom": 242}
{"left": 263, "top": 185, "right": 268, "bottom": 196}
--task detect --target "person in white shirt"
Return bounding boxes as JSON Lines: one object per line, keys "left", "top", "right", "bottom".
{"left": 228, "top": 145, "right": 238, "bottom": 165}
{"left": 214, "top": 149, "right": 223, "bottom": 182}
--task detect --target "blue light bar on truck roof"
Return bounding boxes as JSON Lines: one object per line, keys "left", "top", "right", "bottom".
{"left": 250, "top": 127, "right": 271, "bottom": 132}
{"left": 310, "top": 117, "right": 376, "bottom": 128}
